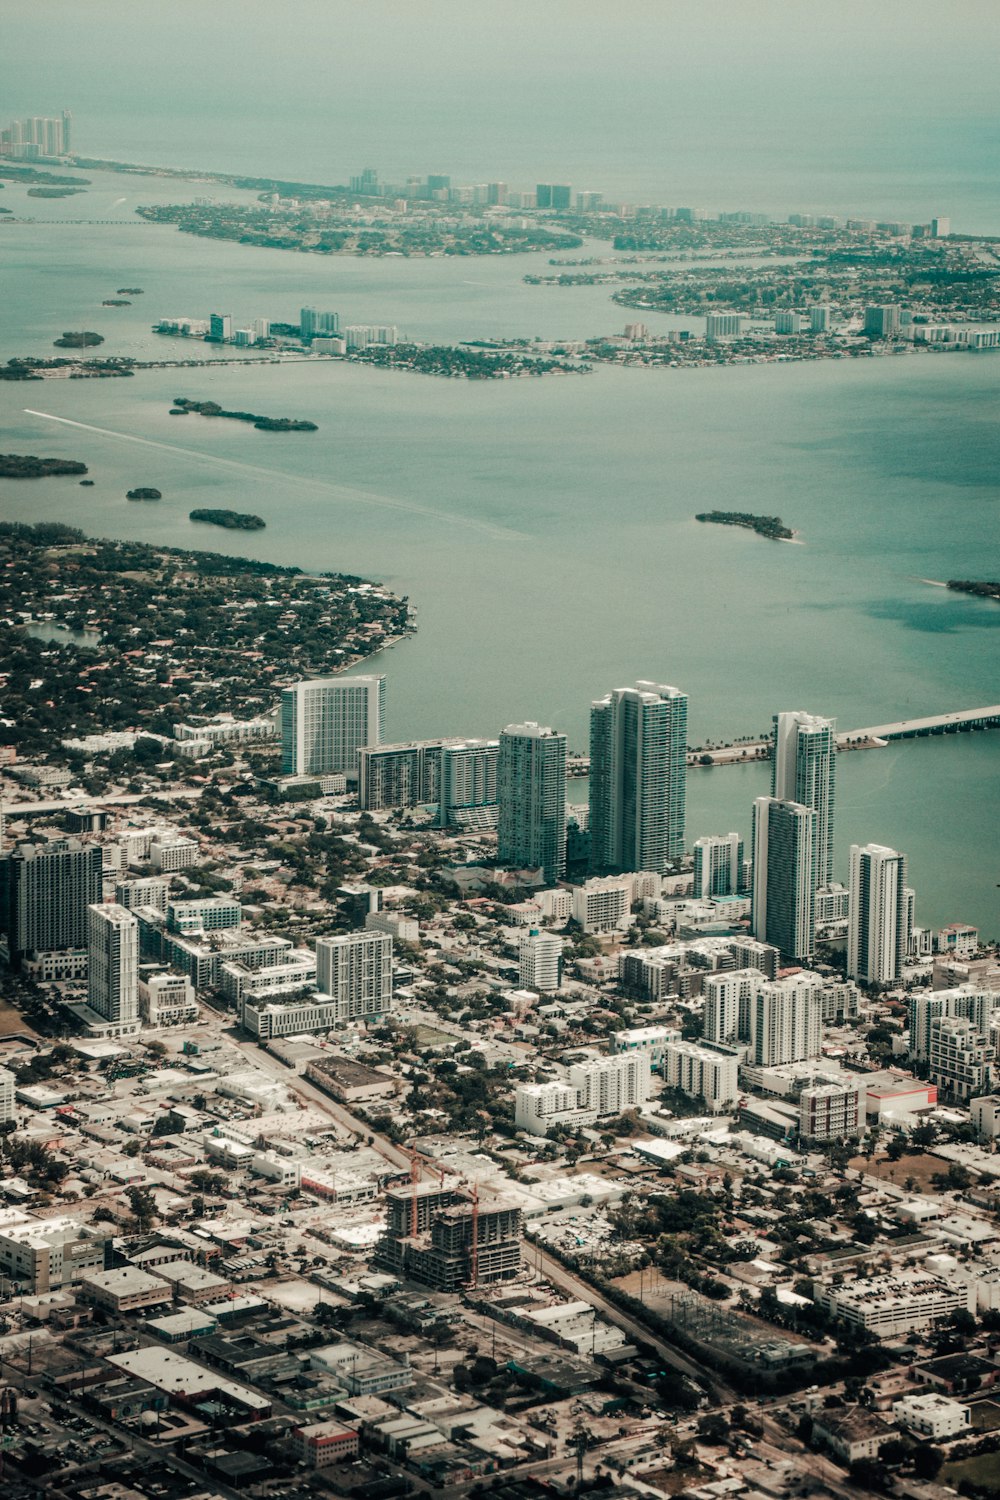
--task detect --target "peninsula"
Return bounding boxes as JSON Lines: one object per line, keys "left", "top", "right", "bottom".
{"left": 189, "top": 507, "right": 265, "bottom": 530}
{"left": 696, "top": 510, "right": 795, "bottom": 541}
{"left": 171, "top": 397, "right": 317, "bottom": 431}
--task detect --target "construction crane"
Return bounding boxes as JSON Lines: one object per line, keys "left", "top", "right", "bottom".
{"left": 469, "top": 1181, "right": 480, "bottom": 1292}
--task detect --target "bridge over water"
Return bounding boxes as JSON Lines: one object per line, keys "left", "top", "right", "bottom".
{"left": 838, "top": 705, "right": 1000, "bottom": 743}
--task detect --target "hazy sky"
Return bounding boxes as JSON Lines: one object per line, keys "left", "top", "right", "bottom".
{"left": 3, "top": 1, "right": 999, "bottom": 220}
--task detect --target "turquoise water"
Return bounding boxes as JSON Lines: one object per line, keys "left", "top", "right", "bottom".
{"left": 0, "top": 59, "right": 998, "bottom": 936}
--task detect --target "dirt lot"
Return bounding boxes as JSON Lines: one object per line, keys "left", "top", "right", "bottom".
{"left": 0, "top": 996, "right": 37, "bottom": 1039}
{"left": 847, "top": 1151, "right": 947, "bottom": 1192}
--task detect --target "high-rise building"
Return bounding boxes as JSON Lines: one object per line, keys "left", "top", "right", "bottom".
{"left": 809, "top": 304, "right": 831, "bottom": 333}
{"left": 519, "top": 929, "right": 563, "bottom": 993}
{"left": 314, "top": 930, "right": 393, "bottom": 1021}
{"left": 87, "top": 903, "right": 140, "bottom": 1032}
{"left": 281, "top": 675, "right": 384, "bottom": 777}
{"left": 848, "top": 843, "right": 908, "bottom": 986}
{"left": 702, "top": 968, "right": 760, "bottom": 1045}
{"left": 693, "top": 833, "right": 744, "bottom": 898}
{"left": 300, "top": 308, "right": 339, "bottom": 339}
{"left": 864, "top": 305, "right": 901, "bottom": 338}
{"left": 497, "top": 723, "right": 567, "bottom": 882}
{"left": 2, "top": 839, "right": 102, "bottom": 968}
{"left": 568, "top": 1053, "right": 651, "bottom": 1116}
{"left": 771, "top": 711, "right": 836, "bottom": 887}
{"left": 929, "top": 1015, "right": 994, "bottom": 1101}
{"left": 798, "top": 1076, "right": 867, "bottom": 1142}
{"left": 589, "top": 681, "right": 687, "bottom": 875}
{"left": 535, "top": 184, "right": 553, "bottom": 209}
{"left": 661, "top": 1038, "right": 739, "bottom": 1112}
{"left": 378, "top": 1183, "right": 521, "bottom": 1290}
{"left": 207, "top": 313, "right": 232, "bottom": 343}
{"left": 751, "top": 972, "right": 824, "bottom": 1066}
{"left": 705, "top": 312, "right": 744, "bottom": 339}
{"left": 357, "top": 737, "right": 499, "bottom": 827}
{"left": 0, "top": 1067, "right": 14, "bottom": 1125}
{"left": 751, "top": 797, "right": 817, "bottom": 964}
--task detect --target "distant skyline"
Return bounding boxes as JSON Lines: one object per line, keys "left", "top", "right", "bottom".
{"left": 4, "top": 1, "right": 1000, "bottom": 229}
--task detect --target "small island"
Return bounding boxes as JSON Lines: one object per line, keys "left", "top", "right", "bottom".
{"left": 53, "top": 331, "right": 104, "bottom": 349}
{"left": 117, "top": 287, "right": 143, "bottom": 294}
{"left": 190, "top": 508, "right": 265, "bottom": 531}
{"left": 171, "top": 397, "right": 317, "bottom": 432}
{"left": 102, "top": 298, "right": 131, "bottom": 306}
{"left": 0, "top": 454, "right": 88, "bottom": 479}
{"left": 947, "top": 580, "right": 1000, "bottom": 604}
{"left": 80, "top": 480, "right": 94, "bottom": 487}
{"left": 126, "top": 488, "right": 162, "bottom": 501}
{"left": 27, "top": 186, "right": 85, "bottom": 198}
{"left": 696, "top": 510, "right": 794, "bottom": 541}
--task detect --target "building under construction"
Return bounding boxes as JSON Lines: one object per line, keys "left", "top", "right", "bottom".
{"left": 377, "top": 1182, "right": 522, "bottom": 1292}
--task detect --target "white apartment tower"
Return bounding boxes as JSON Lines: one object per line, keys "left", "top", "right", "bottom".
{"left": 848, "top": 843, "right": 908, "bottom": 986}
{"left": 314, "top": 930, "right": 393, "bottom": 1021}
{"left": 751, "top": 972, "right": 824, "bottom": 1067}
{"left": 771, "top": 711, "right": 836, "bottom": 887}
{"left": 281, "top": 675, "right": 384, "bottom": 777}
{"left": 497, "top": 723, "right": 567, "bottom": 883}
{"left": 751, "top": 796, "right": 817, "bottom": 964}
{"left": 519, "top": 929, "right": 563, "bottom": 993}
{"left": 87, "top": 903, "right": 139, "bottom": 1031}
{"left": 702, "top": 968, "right": 759, "bottom": 1045}
{"left": 569, "top": 1053, "right": 651, "bottom": 1115}
{"left": 693, "top": 832, "right": 744, "bottom": 898}
{"left": 589, "top": 681, "right": 687, "bottom": 873}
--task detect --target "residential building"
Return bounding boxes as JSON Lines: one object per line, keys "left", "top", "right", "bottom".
{"left": 569, "top": 1053, "right": 651, "bottom": 1116}
{"left": 87, "top": 903, "right": 140, "bottom": 1033}
{"left": 315, "top": 930, "right": 393, "bottom": 1021}
{"left": 2, "top": 838, "right": 102, "bottom": 968}
{"left": 771, "top": 711, "right": 836, "bottom": 887}
{"left": 705, "top": 312, "right": 744, "bottom": 338}
{"left": 281, "top": 674, "right": 385, "bottom": 777}
{"left": 570, "top": 876, "right": 632, "bottom": 933}
{"left": 138, "top": 972, "right": 198, "bottom": 1027}
{"left": 497, "top": 723, "right": 567, "bottom": 882}
{"left": 702, "top": 968, "right": 759, "bottom": 1044}
{"left": 810, "top": 304, "right": 832, "bottom": 332}
{"left": 378, "top": 1183, "right": 521, "bottom": 1290}
{"left": 864, "top": 305, "right": 901, "bottom": 338}
{"left": 972, "top": 1096, "right": 1000, "bottom": 1139}
{"left": 928, "top": 1015, "right": 993, "bottom": 1101}
{"left": 589, "top": 681, "right": 688, "bottom": 873}
{"left": 661, "top": 1038, "right": 739, "bottom": 1111}
{"left": 938, "top": 923, "right": 978, "bottom": 959}
{"left": 208, "top": 313, "right": 232, "bottom": 342}
{"left": 519, "top": 929, "right": 563, "bottom": 993}
{"left": 166, "top": 896, "right": 241, "bottom": 935}
{"left": 751, "top": 972, "right": 824, "bottom": 1067}
{"left": 727, "top": 936, "right": 780, "bottom": 980}
{"left": 0, "top": 1067, "right": 14, "bottom": 1125}
{"left": 751, "top": 797, "right": 817, "bottom": 963}
{"left": 848, "top": 843, "right": 909, "bottom": 985}
{"left": 815, "top": 882, "right": 850, "bottom": 925}
{"left": 774, "top": 311, "right": 802, "bottom": 334}
{"left": 611, "top": 1025, "right": 681, "bottom": 1068}
{"left": 220, "top": 952, "right": 317, "bottom": 1008}
{"left": 693, "top": 833, "right": 743, "bottom": 898}
{"left": 514, "top": 1080, "right": 584, "bottom": 1135}
{"left": 798, "top": 1076, "right": 867, "bottom": 1142}
{"left": 358, "top": 737, "right": 499, "bottom": 827}
{"left": 148, "top": 835, "right": 198, "bottom": 873}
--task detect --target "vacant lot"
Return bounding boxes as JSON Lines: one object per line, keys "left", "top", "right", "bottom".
{"left": 0, "top": 996, "right": 36, "bottom": 1039}
{"left": 971, "top": 1402, "right": 1000, "bottom": 1433}
{"left": 847, "top": 1152, "right": 946, "bottom": 1192}
{"left": 943, "top": 1452, "right": 1000, "bottom": 1493}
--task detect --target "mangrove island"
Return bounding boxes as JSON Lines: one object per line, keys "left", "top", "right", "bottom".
{"left": 696, "top": 510, "right": 795, "bottom": 541}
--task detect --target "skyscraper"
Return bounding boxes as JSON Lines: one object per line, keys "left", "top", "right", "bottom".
{"left": 848, "top": 843, "right": 908, "bottom": 986}
{"left": 771, "top": 711, "right": 836, "bottom": 887}
{"left": 589, "top": 681, "right": 687, "bottom": 875}
{"left": 281, "top": 675, "right": 384, "bottom": 777}
{"left": 87, "top": 903, "right": 139, "bottom": 1032}
{"left": 692, "top": 832, "right": 744, "bottom": 897}
{"left": 2, "top": 839, "right": 102, "bottom": 968}
{"left": 751, "top": 797, "right": 817, "bottom": 964}
{"left": 519, "top": 929, "right": 563, "bottom": 993}
{"left": 497, "top": 723, "right": 567, "bottom": 882}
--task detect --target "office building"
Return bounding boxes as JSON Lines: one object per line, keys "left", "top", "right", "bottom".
{"left": 378, "top": 1182, "right": 521, "bottom": 1290}
{"left": 771, "top": 710, "right": 836, "bottom": 886}
{"left": 590, "top": 681, "right": 687, "bottom": 874}
{"left": 661, "top": 1038, "right": 739, "bottom": 1111}
{"left": 3, "top": 838, "right": 102, "bottom": 968}
{"left": 315, "top": 930, "right": 393, "bottom": 1021}
{"left": 693, "top": 833, "right": 743, "bottom": 898}
{"left": 848, "top": 843, "right": 908, "bottom": 986}
{"left": 702, "top": 968, "right": 760, "bottom": 1045}
{"left": 751, "top": 797, "right": 817, "bottom": 963}
{"left": 928, "top": 1015, "right": 994, "bottom": 1101}
{"left": 519, "top": 929, "right": 563, "bottom": 993}
{"left": 751, "top": 972, "right": 824, "bottom": 1067}
{"left": 139, "top": 971, "right": 198, "bottom": 1027}
{"left": 281, "top": 674, "right": 384, "bottom": 777}
{"left": 864, "top": 304, "right": 901, "bottom": 338}
{"left": 497, "top": 723, "right": 567, "bottom": 882}
{"left": 0, "top": 1213, "right": 113, "bottom": 1294}
{"left": 798, "top": 1076, "right": 867, "bottom": 1142}
{"left": 87, "top": 903, "right": 140, "bottom": 1032}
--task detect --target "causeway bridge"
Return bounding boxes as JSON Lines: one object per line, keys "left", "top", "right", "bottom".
{"left": 838, "top": 705, "right": 1000, "bottom": 744}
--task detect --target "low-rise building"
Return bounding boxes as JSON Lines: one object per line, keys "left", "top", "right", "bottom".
{"left": 893, "top": 1392, "right": 971, "bottom": 1440}
{"left": 79, "top": 1266, "right": 172, "bottom": 1314}
{"left": 0, "top": 1214, "right": 112, "bottom": 1293}
{"left": 294, "top": 1419, "right": 360, "bottom": 1468}
{"left": 139, "top": 971, "right": 198, "bottom": 1026}
{"left": 817, "top": 1272, "right": 972, "bottom": 1339}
